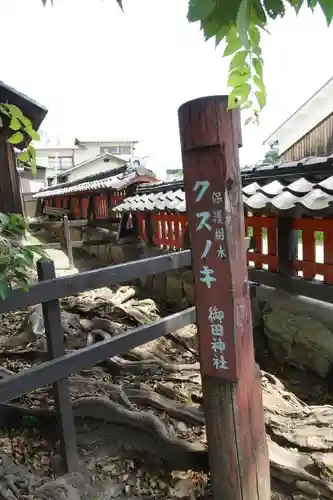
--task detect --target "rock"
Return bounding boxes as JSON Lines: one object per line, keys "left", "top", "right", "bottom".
{"left": 169, "top": 479, "right": 196, "bottom": 499}
{"left": 152, "top": 274, "right": 166, "bottom": 300}
{"left": 166, "top": 275, "right": 183, "bottom": 305}
{"left": 263, "top": 308, "right": 333, "bottom": 377}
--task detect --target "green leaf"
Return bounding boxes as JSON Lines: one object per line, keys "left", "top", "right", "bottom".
{"left": 256, "top": 90, "right": 267, "bottom": 109}
{"left": 254, "top": 74, "right": 265, "bottom": 92}
{"left": 6, "top": 104, "right": 25, "bottom": 121}
{"left": 229, "top": 50, "right": 248, "bottom": 71}
{"left": 253, "top": 57, "right": 264, "bottom": 78}
{"left": 228, "top": 83, "right": 251, "bottom": 109}
{"left": 0, "top": 280, "right": 11, "bottom": 300}
{"left": 0, "top": 213, "right": 9, "bottom": 226}
{"left": 215, "top": 24, "right": 229, "bottom": 45}
{"left": 251, "top": 0, "right": 267, "bottom": 26}
{"left": 9, "top": 116, "right": 21, "bottom": 131}
{"left": 27, "top": 144, "right": 37, "bottom": 176}
{"left": 23, "top": 248, "right": 34, "bottom": 266}
{"left": 308, "top": 0, "right": 318, "bottom": 10}
{"left": 227, "top": 64, "right": 251, "bottom": 87}
{"left": 249, "top": 24, "right": 260, "bottom": 47}
{"left": 18, "top": 150, "right": 30, "bottom": 163}
{"left": 286, "top": 0, "right": 303, "bottom": 13}
{"left": 188, "top": 0, "right": 216, "bottom": 22}
{"left": 263, "top": 0, "right": 286, "bottom": 19}
{"left": 25, "top": 126, "right": 40, "bottom": 141}
{"left": 0, "top": 104, "right": 10, "bottom": 118}
{"left": 7, "top": 131, "right": 24, "bottom": 145}
{"left": 224, "top": 40, "right": 242, "bottom": 56}
{"left": 236, "top": 0, "right": 250, "bottom": 48}
{"left": 318, "top": 0, "right": 333, "bottom": 25}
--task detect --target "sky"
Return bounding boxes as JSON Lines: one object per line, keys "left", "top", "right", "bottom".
{"left": 2, "top": 0, "right": 333, "bottom": 177}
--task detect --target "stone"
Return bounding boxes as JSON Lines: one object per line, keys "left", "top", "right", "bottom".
{"left": 183, "top": 282, "right": 195, "bottom": 305}
{"left": 166, "top": 275, "right": 183, "bottom": 305}
{"left": 152, "top": 274, "right": 166, "bottom": 300}
{"left": 263, "top": 308, "right": 333, "bottom": 377}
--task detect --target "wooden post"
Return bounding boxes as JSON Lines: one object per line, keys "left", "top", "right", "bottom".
{"left": 63, "top": 215, "right": 74, "bottom": 269}
{"left": 107, "top": 191, "right": 114, "bottom": 218}
{"left": 277, "top": 216, "right": 298, "bottom": 276}
{"left": 0, "top": 128, "right": 24, "bottom": 214}
{"left": 36, "top": 259, "right": 79, "bottom": 472}
{"left": 145, "top": 213, "right": 154, "bottom": 245}
{"left": 178, "top": 95, "right": 270, "bottom": 500}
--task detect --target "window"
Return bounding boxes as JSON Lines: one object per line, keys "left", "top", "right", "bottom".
{"left": 100, "top": 146, "right": 119, "bottom": 155}
{"left": 100, "top": 145, "right": 132, "bottom": 155}
{"left": 48, "top": 156, "right": 74, "bottom": 170}
{"left": 119, "top": 145, "right": 131, "bottom": 155}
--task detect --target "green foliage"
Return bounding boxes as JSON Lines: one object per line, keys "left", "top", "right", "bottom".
{"left": 187, "top": 0, "right": 333, "bottom": 113}
{"left": 0, "top": 213, "right": 45, "bottom": 300}
{"left": 0, "top": 104, "right": 40, "bottom": 175}
{"left": 262, "top": 148, "right": 280, "bottom": 164}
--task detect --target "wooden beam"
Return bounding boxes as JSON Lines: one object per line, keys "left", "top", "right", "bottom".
{"left": 179, "top": 95, "right": 270, "bottom": 500}
{"left": 277, "top": 216, "right": 298, "bottom": 276}
{"left": 0, "top": 250, "right": 192, "bottom": 313}
{"left": 36, "top": 259, "right": 79, "bottom": 473}
{"left": 29, "top": 219, "right": 89, "bottom": 230}
{"left": 0, "top": 128, "right": 23, "bottom": 213}
{"left": 63, "top": 215, "right": 74, "bottom": 269}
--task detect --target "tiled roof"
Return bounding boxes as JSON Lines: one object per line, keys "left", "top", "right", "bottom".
{"left": 114, "top": 155, "right": 333, "bottom": 216}
{"left": 34, "top": 164, "right": 157, "bottom": 199}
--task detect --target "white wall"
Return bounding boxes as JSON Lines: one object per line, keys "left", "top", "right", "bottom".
{"left": 35, "top": 147, "right": 75, "bottom": 168}
{"left": 20, "top": 177, "right": 45, "bottom": 194}
{"left": 67, "top": 156, "right": 125, "bottom": 182}
{"left": 74, "top": 141, "right": 134, "bottom": 165}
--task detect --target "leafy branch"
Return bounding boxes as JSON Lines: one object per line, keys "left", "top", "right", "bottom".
{"left": 0, "top": 104, "right": 40, "bottom": 175}
{"left": 187, "top": 0, "right": 333, "bottom": 113}
{"left": 0, "top": 213, "right": 45, "bottom": 299}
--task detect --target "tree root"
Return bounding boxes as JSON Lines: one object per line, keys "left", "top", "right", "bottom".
{"left": 0, "top": 397, "right": 208, "bottom": 473}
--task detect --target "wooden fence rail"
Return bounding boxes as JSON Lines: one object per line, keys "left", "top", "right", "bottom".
{"left": 0, "top": 251, "right": 195, "bottom": 472}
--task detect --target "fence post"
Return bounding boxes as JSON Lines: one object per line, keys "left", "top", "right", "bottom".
{"left": 178, "top": 95, "right": 270, "bottom": 500}
{"left": 63, "top": 215, "right": 74, "bottom": 269}
{"left": 37, "top": 259, "right": 79, "bottom": 473}
{"left": 277, "top": 216, "right": 298, "bottom": 276}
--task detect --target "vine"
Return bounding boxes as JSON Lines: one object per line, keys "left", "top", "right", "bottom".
{"left": 0, "top": 103, "right": 40, "bottom": 175}
{"left": 0, "top": 213, "right": 45, "bottom": 299}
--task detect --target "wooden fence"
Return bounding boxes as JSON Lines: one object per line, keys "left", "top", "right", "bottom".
{"left": 0, "top": 251, "right": 194, "bottom": 472}
{"left": 0, "top": 96, "right": 270, "bottom": 500}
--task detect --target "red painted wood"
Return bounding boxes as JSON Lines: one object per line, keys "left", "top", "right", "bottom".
{"left": 149, "top": 213, "right": 187, "bottom": 249}
{"left": 292, "top": 217, "right": 333, "bottom": 232}
{"left": 71, "top": 197, "right": 80, "bottom": 219}
{"left": 179, "top": 95, "right": 269, "bottom": 500}
{"left": 137, "top": 213, "right": 147, "bottom": 241}
{"left": 81, "top": 197, "right": 89, "bottom": 218}
{"left": 267, "top": 222, "right": 278, "bottom": 273}
{"left": 300, "top": 226, "right": 316, "bottom": 279}
{"left": 324, "top": 229, "right": 333, "bottom": 283}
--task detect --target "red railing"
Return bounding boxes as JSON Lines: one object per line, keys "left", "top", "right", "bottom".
{"left": 135, "top": 212, "right": 333, "bottom": 284}
{"left": 245, "top": 215, "right": 278, "bottom": 272}
{"left": 94, "top": 195, "right": 108, "bottom": 219}
{"left": 137, "top": 212, "right": 188, "bottom": 249}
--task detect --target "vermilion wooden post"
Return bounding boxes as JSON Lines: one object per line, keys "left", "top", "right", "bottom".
{"left": 178, "top": 96, "right": 270, "bottom": 500}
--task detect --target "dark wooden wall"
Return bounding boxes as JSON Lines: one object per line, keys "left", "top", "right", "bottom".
{"left": 282, "top": 111, "right": 333, "bottom": 161}
{"left": 0, "top": 128, "right": 23, "bottom": 214}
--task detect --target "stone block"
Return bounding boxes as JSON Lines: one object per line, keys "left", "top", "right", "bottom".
{"left": 263, "top": 308, "right": 333, "bottom": 377}
{"left": 166, "top": 275, "right": 183, "bottom": 305}
{"left": 152, "top": 274, "right": 167, "bottom": 300}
